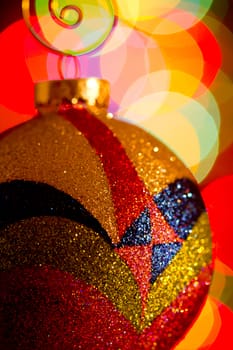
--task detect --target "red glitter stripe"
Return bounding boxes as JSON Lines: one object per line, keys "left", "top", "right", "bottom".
{"left": 137, "top": 264, "right": 213, "bottom": 349}
{"left": 61, "top": 108, "right": 152, "bottom": 239}
{"left": 0, "top": 266, "right": 137, "bottom": 349}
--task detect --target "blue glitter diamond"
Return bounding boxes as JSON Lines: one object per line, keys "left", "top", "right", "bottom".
{"left": 154, "top": 178, "right": 205, "bottom": 240}
{"left": 150, "top": 242, "right": 182, "bottom": 284}
{"left": 118, "top": 208, "right": 151, "bottom": 247}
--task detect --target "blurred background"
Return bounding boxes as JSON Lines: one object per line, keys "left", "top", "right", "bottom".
{"left": 0, "top": 1, "right": 232, "bottom": 348}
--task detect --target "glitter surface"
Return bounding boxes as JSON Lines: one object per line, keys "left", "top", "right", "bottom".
{"left": 101, "top": 117, "right": 194, "bottom": 195}
{"left": 144, "top": 213, "right": 212, "bottom": 329}
{"left": 117, "top": 208, "right": 151, "bottom": 247}
{"left": 0, "top": 217, "right": 141, "bottom": 328}
{"left": 0, "top": 113, "right": 118, "bottom": 242}
{"left": 62, "top": 108, "right": 152, "bottom": 240}
{"left": 154, "top": 178, "right": 206, "bottom": 239}
{"left": 0, "top": 266, "right": 137, "bottom": 349}
{"left": 0, "top": 107, "right": 213, "bottom": 349}
{"left": 138, "top": 264, "right": 212, "bottom": 349}
{"left": 0, "top": 180, "right": 110, "bottom": 243}
{"left": 151, "top": 242, "right": 182, "bottom": 284}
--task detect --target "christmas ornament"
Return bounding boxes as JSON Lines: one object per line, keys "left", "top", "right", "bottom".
{"left": 0, "top": 78, "right": 213, "bottom": 349}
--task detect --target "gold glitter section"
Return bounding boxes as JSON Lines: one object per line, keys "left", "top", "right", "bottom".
{"left": 143, "top": 212, "right": 212, "bottom": 330}
{"left": 0, "top": 114, "right": 118, "bottom": 243}
{"left": 0, "top": 216, "right": 141, "bottom": 329}
{"left": 101, "top": 117, "right": 193, "bottom": 195}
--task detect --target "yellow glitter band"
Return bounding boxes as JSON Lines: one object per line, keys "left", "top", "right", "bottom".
{"left": 143, "top": 212, "right": 212, "bottom": 329}
{"left": 0, "top": 217, "right": 141, "bottom": 329}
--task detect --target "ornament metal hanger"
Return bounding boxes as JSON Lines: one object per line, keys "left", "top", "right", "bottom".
{"left": 22, "top": 0, "right": 115, "bottom": 115}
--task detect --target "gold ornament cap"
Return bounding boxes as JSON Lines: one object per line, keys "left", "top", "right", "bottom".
{"left": 35, "top": 78, "right": 110, "bottom": 116}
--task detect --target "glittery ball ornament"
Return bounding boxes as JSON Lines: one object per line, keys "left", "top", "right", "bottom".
{"left": 0, "top": 78, "right": 213, "bottom": 349}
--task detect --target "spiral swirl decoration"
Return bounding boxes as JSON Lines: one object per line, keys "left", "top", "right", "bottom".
{"left": 49, "top": 2, "right": 83, "bottom": 29}
{"left": 22, "top": 0, "right": 115, "bottom": 55}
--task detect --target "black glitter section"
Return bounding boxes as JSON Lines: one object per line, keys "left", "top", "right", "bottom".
{"left": 0, "top": 180, "right": 111, "bottom": 245}
{"left": 150, "top": 242, "right": 182, "bottom": 284}
{"left": 154, "top": 178, "right": 206, "bottom": 240}
{"left": 117, "top": 208, "right": 151, "bottom": 247}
